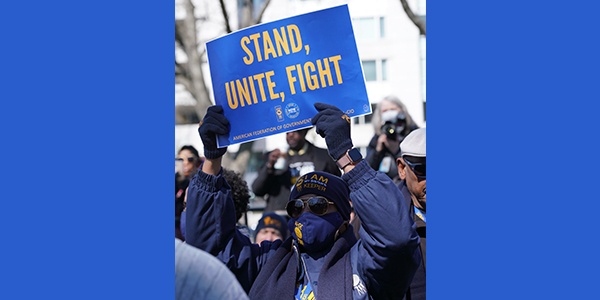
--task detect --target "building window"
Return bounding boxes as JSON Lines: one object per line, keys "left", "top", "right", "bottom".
{"left": 362, "top": 60, "right": 377, "bottom": 81}
{"left": 381, "top": 59, "right": 387, "bottom": 81}
{"left": 352, "top": 16, "right": 385, "bottom": 41}
{"left": 362, "top": 59, "right": 388, "bottom": 82}
{"left": 353, "top": 17, "right": 375, "bottom": 40}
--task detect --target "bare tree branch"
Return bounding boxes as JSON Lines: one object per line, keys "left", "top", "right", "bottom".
{"left": 400, "top": 0, "right": 426, "bottom": 36}
{"left": 180, "top": 0, "right": 212, "bottom": 117}
{"left": 175, "top": 74, "right": 193, "bottom": 92}
{"left": 254, "top": 0, "right": 272, "bottom": 24}
{"left": 175, "top": 61, "right": 187, "bottom": 78}
{"left": 176, "top": 0, "right": 273, "bottom": 127}
{"left": 175, "top": 20, "right": 185, "bottom": 48}
{"left": 219, "top": 0, "right": 232, "bottom": 33}
{"left": 175, "top": 0, "right": 275, "bottom": 173}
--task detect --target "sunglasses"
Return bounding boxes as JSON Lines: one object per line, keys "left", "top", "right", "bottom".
{"left": 403, "top": 158, "right": 426, "bottom": 179}
{"left": 176, "top": 157, "right": 197, "bottom": 163}
{"left": 286, "top": 196, "right": 335, "bottom": 219}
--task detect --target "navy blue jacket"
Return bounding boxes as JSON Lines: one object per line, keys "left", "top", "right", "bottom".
{"left": 186, "top": 160, "right": 420, "bottom": 299}
{"left": 398, "top": 180, "right": 426, "bottom": 300}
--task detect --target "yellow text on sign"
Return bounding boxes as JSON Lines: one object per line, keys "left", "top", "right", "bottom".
{"left": 225, "top": 70, "right": 284, "bottom": 110}
{"left": 240, "top": 24, "right": 303, "bottom": 65}
{"left": 285, "top": 55, "right": 343, "bottom": 95}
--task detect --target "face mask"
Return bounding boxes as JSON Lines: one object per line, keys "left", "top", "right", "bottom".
{"left": 288, "top": 212, "right": 344, "bottom": 253}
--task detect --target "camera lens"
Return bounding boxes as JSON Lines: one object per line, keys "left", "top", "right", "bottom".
{"left": 385, "top": 125, "right": 395, "bottom": 135}
{"left": 381, "top": 123, "right": 397, "bottom": 140}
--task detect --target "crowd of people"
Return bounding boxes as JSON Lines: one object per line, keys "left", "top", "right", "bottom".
{"left": 174, "top": 96, "right": 426, "bottom": 300}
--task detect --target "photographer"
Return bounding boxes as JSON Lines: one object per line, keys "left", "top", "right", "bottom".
{"left": 366, "top": 95, "right": 420, "bottom": 181}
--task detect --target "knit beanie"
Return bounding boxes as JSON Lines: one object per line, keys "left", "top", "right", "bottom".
{"left": 289, "top": 171, "right": 351, "bottom": 221}
{"left": 254, "top": 212, "right": 289, "bottom": 240}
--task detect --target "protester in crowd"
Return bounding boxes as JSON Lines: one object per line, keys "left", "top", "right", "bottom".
{"left": 396, "top": 127, "right": 426, "bottom": 300}
{"left": 186, "top": 103, "right": 420, "bottom": 299}
{"left": 180, "top": 168, "right": 251, "bottom": 241}
{"left": 223, "top": 168, "right": 252, "bottom": 238}
{"left": 253, "top": 212, "right": 288, "bottom": 245}
{"left": 175, "top": 238, "right": 249, "bottom": 300}
{"left": 175, "top": 145, "right": 202, "bottom": 240}
{"left": 251, "top": 128, "right": 341, "bottom": 214}
{"left": 366, "top": 95, "right": 420, "bottom": 181}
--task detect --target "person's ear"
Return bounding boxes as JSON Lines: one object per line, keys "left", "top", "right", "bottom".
{"left": 396, "top": 157, "right": 407, "bottom": 180}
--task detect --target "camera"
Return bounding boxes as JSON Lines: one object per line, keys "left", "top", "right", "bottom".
{"left": 380, "top": 111, "right": 406, "bottom": 140}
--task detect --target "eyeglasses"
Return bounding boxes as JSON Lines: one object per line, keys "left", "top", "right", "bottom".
{"left": 286, "top": 196, "right": 335, "bottom": 219}
{"left": 176, "top": 157, "right": 196, "bottom": 163}
{"left": 403, "top": 158, "right": 426, "bottom": 179}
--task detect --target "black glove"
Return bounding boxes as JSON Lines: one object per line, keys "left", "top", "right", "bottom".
{"left": 198, "top": 105, "right": 230, "bottom": 159}
{"left": 311, "top": 102, "right": 353, "bottom": 160}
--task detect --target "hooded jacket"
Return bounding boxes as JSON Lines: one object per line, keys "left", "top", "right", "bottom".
{"left": 185, "top": 160, "right": 420, "bottom": 299}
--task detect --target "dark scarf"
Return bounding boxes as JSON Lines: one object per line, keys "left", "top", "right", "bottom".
{"left": 249, "top": 226, "right": 358, "bottom": 299}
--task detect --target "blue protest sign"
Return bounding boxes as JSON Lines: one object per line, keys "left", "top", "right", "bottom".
{"left": 206, "top": 4, "right": 371, "bottom": 147}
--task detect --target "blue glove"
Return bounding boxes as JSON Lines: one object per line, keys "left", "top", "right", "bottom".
{"left": 198, "top": 105, "right": 230, "bottom": 159}
{"left": 311, "top": 102, "right": 353, "bottom": 160}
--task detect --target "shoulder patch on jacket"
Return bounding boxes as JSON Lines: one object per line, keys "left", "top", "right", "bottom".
{"left": 353, "top": 274, "right": 367, "bottom": 296}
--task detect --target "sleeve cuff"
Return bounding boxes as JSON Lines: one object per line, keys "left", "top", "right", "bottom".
{"left": 195, "top": 167, "right": 227, "bottom": 192}
{"left": 341, "top": 160, "right": 377, "bottom": 192}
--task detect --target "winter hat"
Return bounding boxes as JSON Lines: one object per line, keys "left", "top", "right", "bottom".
{"left": 289, "top": 171, "right": 351, "bottom": 221}
{"left": 400, "top": 127, "right": 426, "bottom": 157}
{"left": 254, "top": 212, "right": 289, "bottom": 240}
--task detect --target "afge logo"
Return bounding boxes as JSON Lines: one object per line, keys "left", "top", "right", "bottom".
{"left": 274, "top": 105, "right": 284, "bottom": 122}
{"left": 285, "top": 103, "right": 300, "bottom": 119}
